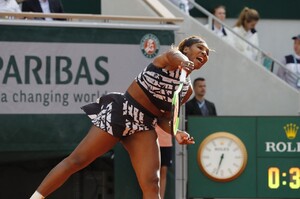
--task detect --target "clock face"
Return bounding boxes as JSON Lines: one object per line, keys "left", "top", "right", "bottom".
{"left": 197, "top": 132, "right": 248, "bottom": 182}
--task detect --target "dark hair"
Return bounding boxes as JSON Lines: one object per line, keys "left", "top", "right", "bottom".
{"left": 193, "top": 77, "right": 205, "bottom": 86}
{"left": 177, "top": 36, "right": 206, "bottom": 53}
{"left": 212, "top": 5, "right": 226, "bottom": 15}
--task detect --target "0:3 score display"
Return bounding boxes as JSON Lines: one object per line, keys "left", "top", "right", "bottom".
{"left": 268, "top": 167, "right": 300, "bottom": 189}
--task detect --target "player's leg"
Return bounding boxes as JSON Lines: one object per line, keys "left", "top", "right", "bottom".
{"left": 159, "top": 146, "right": 172, "bottom": 199}
{"left": 32, "top": 125, "right": 119, "bottom": 198}
{"left": 121, "top": 130, "right": 161, "bottom": 199}
{"left": 159, "top": 165, "right": 168, "bottom": 199}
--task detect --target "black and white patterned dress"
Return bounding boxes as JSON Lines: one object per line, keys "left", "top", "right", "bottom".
{"left": 81, "top": 63, "right": 190, "bottom": 138}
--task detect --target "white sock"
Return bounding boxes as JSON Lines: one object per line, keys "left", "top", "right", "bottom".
{"left": 30, "top": 191, "right": 45, "bottom": 199}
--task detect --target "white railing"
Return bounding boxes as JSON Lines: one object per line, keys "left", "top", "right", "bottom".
{"left": 0, "top": 12, "right": 183, "bottom": 23}
{"left": 0, "top": 11, "right": 183, "bottom": 32}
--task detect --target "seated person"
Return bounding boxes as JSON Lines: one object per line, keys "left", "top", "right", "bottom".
{"left": 277, "top": 34, "right": 300, "bottom": 89}
{"left": 204, "top": 5, "right": 232, "bottom": 44}
{"left": 22, "top": 0, "right": 65, "bottom": 21}
{"left": 0, "top": 0, "right": 21, "bottom": 13}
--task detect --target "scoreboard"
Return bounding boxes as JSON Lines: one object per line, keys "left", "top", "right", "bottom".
{"left": 187, "top": 117, "right": 300, "bottom": 198}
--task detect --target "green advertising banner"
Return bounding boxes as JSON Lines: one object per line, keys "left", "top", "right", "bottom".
{"left": 187, "top": 116, "right": 300, "bottom": 198}
{"left": 0, "top": 25, "right": 173, "bottom": 114}
{"left": 0, "top": 24, "right": 174, "bottom": 159}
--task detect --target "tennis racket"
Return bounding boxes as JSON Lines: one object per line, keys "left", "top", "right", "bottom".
{"left": 171, "top": 69, "right": 187, "bottom": 135}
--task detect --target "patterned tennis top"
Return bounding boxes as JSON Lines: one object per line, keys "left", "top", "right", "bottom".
{"left": 135, "top": 63, "right": 190, "bottom": 112}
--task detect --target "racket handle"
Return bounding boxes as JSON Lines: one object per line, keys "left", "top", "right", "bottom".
{"left": 180, "top": 69, "right": 187, "bottom": 82}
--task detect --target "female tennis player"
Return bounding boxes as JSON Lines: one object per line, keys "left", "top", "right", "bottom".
{"left": 30, "top": 35, "right": 210, "bottom": 199}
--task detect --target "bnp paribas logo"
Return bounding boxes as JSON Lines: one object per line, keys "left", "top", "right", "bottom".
{"left": 140, "top": 33, "right": 160, "bottom": 59}
{"left": 265, "top": 123, "right": 300, "bottom": 152}
{"left": 284, "top": 123, "right": 299, "bottom": 140}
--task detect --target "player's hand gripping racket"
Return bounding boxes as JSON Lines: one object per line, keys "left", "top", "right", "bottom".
{"left": 171, "top": 69, "right": 187, "bottom": 135}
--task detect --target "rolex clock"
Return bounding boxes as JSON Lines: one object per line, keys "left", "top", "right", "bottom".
{"left": 197, "top": 132, "right": 248, "bottom": 182}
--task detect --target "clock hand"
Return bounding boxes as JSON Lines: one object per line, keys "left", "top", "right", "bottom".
{"left": 216, "top": 153, "right": 224, "bottom": 174}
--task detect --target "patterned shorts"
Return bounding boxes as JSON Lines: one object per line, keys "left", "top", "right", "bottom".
{"left": 81, "top": 92, "right": 157, "bottom": 138}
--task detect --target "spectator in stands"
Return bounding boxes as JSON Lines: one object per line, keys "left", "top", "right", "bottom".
{"left": 204, "top": 5, "right": 232, "bottom": 44}
{"left": 0, "top": 0, "right": 21, "bottom": 12}
{"left": 169, "top": 0, "right": 190, "bottom": 15}
{"left": 231, "top": 7, "right": 261, "bottom": 62}
{"left": 277, "top": 34, "right": 300, "bottom": 89}
{"left": 155, "top": 125, "right": 173, "bottom": 199}
{"left": 21, "top": 0, "right": 65, "bottom": 21}
{"left": 185, "top": 77, "right": 217, "bottom": 117}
